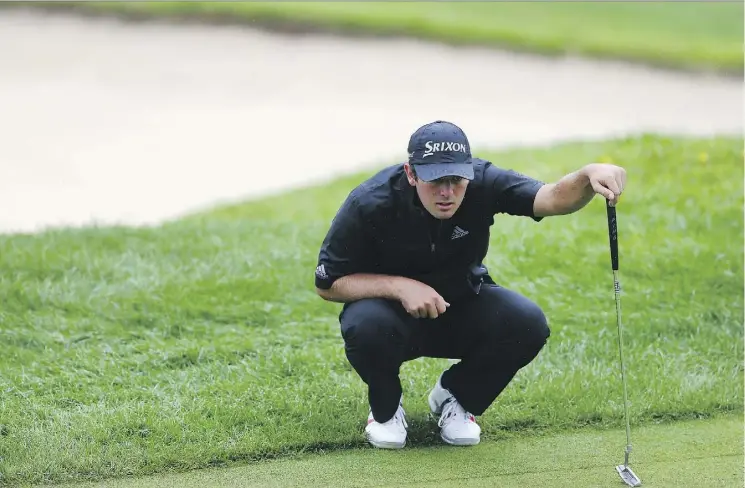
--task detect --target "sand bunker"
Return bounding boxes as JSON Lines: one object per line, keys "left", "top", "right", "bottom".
{"left": 0, "top": 9, "right": 741, "bottom": 233}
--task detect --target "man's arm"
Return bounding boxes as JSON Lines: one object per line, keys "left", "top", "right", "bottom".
{"left": 533, "top": 163, "right": 627, "bottom": 217}
{"left": 316, "top": 273, "right": 404, "bottom": 303}
{"left": 314, "top": 191, "right": 450, "bottom": 318}
{"left": 317, "top": 273, "right": 450, "bottom": 319}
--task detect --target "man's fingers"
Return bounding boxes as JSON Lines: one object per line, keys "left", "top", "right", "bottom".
{"left": 406, "top": 304, "right": 421, "bottom": 318}
{"left": 429, "top": 302, "right": 441, "bottom": 319}
{"left": 591, "top": 180, "right": 615, "bottom": 201}
{"left": 408, "top": 297, "right": 450, "bottom": 319}
{"left": 605, "top": 177, "right": 621, "bottom": 197}
{"left": 408, "top": 304, "right": 432, "bottom": 319}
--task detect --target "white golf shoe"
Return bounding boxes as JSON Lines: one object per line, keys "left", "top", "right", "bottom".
{"left": 365, "top": 403, "right": 408, "bottom": 449}
{"left": 428, "top": 375, "right": 481, "bottom": 446}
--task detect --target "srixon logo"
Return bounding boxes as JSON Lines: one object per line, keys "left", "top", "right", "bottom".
{"left": 422, "top": 141, "right": 468, "bottom": 158}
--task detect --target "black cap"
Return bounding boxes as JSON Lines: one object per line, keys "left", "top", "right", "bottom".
{"left": 407, "top": 120, "right": 474, "bottom": 182}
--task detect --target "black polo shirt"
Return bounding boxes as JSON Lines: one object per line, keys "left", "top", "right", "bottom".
{"left": 315, "top": 158, "right": 545, "bottom": 303}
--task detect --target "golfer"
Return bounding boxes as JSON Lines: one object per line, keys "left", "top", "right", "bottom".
{"left": 314, "top": 120, "right": 626, "bottom": 449}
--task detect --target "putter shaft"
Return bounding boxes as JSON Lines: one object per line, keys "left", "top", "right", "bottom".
{"left": 607, "top": 201, "right": 641, "bottom": 486}
{"left": 614, "top": 269, "right": 633, "bottom": 465}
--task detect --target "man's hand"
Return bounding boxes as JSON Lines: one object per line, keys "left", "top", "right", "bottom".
{"left": 584, "top": 163, "right": 627, "bottom": 206}
{"left": 534, "top": 162, "right": 628, "bottom": 217}
{"left": 394, "top": 278, "right": 450, "bottom": 319}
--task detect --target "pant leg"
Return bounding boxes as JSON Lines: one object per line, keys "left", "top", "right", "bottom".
{"left": 339, "top": 298, "right": 417, "bottom": 423}
{"left": 425, "top": 284, "right": 551, "bottom": 416}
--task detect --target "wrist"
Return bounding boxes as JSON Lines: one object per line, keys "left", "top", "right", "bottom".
{"left": 388, "top": 276, "right": 416, "bottom": 300}
{"left": 387, "top": 276, "right": 406, "bottom": 300}
{"left": 578, "top": 164, "right": 602, "bottom": 193}
{"left": 578, "top": 163, "right": 597, "bottom": 180}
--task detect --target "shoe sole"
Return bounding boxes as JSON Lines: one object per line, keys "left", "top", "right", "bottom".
{"left": 366, "top": 436, "right": 406, "bottom": 449}
{"left": 441, "top": 433, "right": 480, "bottom": 446}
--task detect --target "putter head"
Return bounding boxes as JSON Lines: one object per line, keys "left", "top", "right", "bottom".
{"left": 616, "top": 465, "right": 642, "bottom": 487}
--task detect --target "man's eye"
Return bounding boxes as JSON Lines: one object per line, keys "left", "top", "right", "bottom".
{"left": 438, "top": 177, "right": 462, "bottom": 185}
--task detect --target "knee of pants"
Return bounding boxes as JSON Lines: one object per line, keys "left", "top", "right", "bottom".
{"left": 515, "top": 303, "right": 551, "bottom": 355}
{"left": 484, "top": 301, "right": 550, "bottom": 356}
{"left": 340, "top": 299, "right": 405, "bottom": 357}
{"left": 529, "top": 304, "right": 551, "bottom": 339}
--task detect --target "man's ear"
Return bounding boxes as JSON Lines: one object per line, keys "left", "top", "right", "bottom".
{"left": 403, "top": 162, "right": 417, "bottom": 186}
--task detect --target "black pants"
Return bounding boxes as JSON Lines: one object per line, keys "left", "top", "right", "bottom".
{"left": 339, "top": 284, "right": 551, "bottom": 423}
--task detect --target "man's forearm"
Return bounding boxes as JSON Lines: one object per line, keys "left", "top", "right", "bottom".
{"left": 535, "top": 165, "right": 596, "bottom": 216}
{"left": 316, "top": 273, "right": 406, "bottom": 303}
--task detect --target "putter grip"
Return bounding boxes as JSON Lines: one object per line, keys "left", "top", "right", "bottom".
{"left": 606, "top": 200, "right": 619, "bottom": 271}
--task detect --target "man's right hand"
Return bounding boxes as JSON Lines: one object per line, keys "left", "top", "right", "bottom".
{"left": 394, "top": 278, "right": 450, "bottom": 319}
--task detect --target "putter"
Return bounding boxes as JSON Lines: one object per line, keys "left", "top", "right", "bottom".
{"left": 606, "top": 199, "right": 642, "bottom": 487}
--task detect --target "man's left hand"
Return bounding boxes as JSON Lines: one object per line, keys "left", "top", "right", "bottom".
{"left": 584, "top": 163, "right": 627, "bottom": 206}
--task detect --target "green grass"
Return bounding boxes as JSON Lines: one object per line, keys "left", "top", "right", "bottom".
{"left": 0, "top": 135, "right": 743, "bottom": 485}
{"left": 32, "top": 1, "right": 745, "bottom": 73}
{"left": 53, "top": 415, "right": 743, "bottom": 488}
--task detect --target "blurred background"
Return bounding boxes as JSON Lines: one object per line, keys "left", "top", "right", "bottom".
{"left": 0, "top": 1, "right": 742, "bottom": 233}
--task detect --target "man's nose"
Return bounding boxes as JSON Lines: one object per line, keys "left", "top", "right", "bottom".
{"left": 438, "top": 182, "right": 454, "bottom": 196}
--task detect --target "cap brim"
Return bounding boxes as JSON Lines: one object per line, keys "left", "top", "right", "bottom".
{"left": 415, "top": 162, "right": 474, "bottom": 182}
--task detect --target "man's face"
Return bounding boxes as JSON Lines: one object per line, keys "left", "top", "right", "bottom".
{"left": 405, "top": 163, "right": 469, "bottom": 219}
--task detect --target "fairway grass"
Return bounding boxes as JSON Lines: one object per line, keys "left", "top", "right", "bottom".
{"left": 24, "top": 1, "right": 745, "bottom": 73}
{"left": 53, "top": 415, "right": 744, "bottom": 488}
{"left": 0, "top": 135, "right": 742, "bottom": 485}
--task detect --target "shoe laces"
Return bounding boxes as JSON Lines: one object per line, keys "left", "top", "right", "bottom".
{"left": 385, "top": 404, "right": 408, "bottom": 429}
{"left": 437, "top": 397, "right": 471, "bottom": 428}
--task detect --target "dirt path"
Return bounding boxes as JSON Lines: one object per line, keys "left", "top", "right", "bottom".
{"left": 1, "top": 8, "right": 741, "bottom": 234}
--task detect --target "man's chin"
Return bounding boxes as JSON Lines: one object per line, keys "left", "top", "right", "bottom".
{"left": 432, "top": 208, "right": 456, "bottom": 219}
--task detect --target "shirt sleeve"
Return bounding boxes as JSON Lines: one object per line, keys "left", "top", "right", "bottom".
{"left": 485, "top": 163, "right": 546, "bottom": 221}
{"left": 315, "top": 191, "right": 372, "bottom": 290}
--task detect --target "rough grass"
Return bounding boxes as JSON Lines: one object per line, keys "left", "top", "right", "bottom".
{"left": 0, "top": 135, "right": 742, "bottom": 485}
{"left": 24, "top": 1, "right": 745, "bottom": 73}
